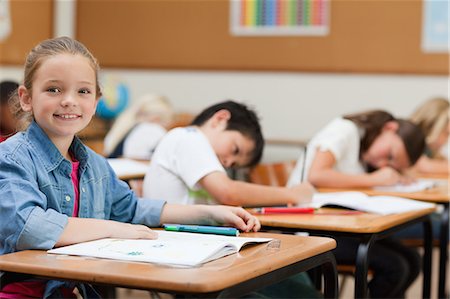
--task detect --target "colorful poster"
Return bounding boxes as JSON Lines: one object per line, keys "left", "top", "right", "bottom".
{"left": 422, "top": 0, "right": 449, "bottom": 53}
{"left": 230, "top": 0, "right": 329, "bottom": 36}
{"left": 0, "top": 0, "right": 11, "bottom": 41}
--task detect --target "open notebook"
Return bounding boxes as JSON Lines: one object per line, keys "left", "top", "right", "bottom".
{"left": 307, "top": 192, "right": 435, "bottom": 215}
{"left": 48, "top": 231, "right": 272, "bottom": 267}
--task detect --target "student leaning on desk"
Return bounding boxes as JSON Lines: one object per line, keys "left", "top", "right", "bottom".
{"left": 143, "top": 100, "right": 321, "bottom": 299}
{"left": 409, "top": 97, "right": 449, "bottom": 175}
{"left": 395, "top": 98, "right": 450, "bottom": 243}
{"left": 103, "top": 93, "right": 174, "bottom": 160}
{"left": 0, "top": 37, "right": 260, "bottom": 299}
{"left": 288, "top": 109, "right": 426, "bottom": 299}
{"left": 143, "top": 100, "right": 314, "bottom": 207}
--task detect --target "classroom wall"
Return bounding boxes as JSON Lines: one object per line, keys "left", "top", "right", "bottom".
{"left": 2, "top": 65, "right": 447, "bottom": 141}
{"left": 0, "top": 1, "right": 448, "bottom": 160}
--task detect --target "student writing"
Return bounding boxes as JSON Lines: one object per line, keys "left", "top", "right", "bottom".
{"left": 0, "top": 37, "right": 259, "bottom": 299}
{"left": 289, "top": 110, "right": 425, "bottom": 188}
{"left": 288, "top": 109, "right": 426, "bottom": 298}
{"left": 143, "top": 100, "right": 314, "bottom": 206}
{"left": 142, "top": 100, "right": 320, "bottom": 298}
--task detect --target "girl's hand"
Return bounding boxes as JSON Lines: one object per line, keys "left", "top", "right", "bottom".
{"left": 207, "top": 205, "right": 261, "bottom": 233}
{"left": 289, "top": 182, "right": 315, "bottom": 205}
{"left": 369, "top": 167, "right": 407, "bottom": 186}
{"left": 398, "top": 173, "right": 416, "bottom": 185}
{"left": 108, "top": 222, "right": 158, "bottom": 239}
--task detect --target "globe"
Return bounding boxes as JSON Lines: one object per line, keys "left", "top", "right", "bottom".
{"left": 96, "top": 79, "right": 129, "bottom": 119}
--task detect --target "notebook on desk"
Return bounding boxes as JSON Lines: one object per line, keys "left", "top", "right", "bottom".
{"left": 306, "top": 192, "right": 435, "bottom": 215}
{"left": 48, "top": 231, "right": 272, "bottom": 267}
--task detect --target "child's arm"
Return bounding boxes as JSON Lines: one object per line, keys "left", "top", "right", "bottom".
{"left": 308, "top": 150, "right": 408, "bottom": 188}
{"left": 199, "top": 172, "right": 314, "bottom": 207}
{"left": 55, "top": 218, "right": 157, "bottom": 247}
{"left": 410, "top": 155, "right": 449, "bottom": 175}
{"left": 160, "top": 204, "right": 260, "bottom": 232}
{"left": 54, "top": 204, "right": 261, "bottom": 247}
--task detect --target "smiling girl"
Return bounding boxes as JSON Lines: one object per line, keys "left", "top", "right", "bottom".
{"left": 0, "top": 37, "right": 259, "bottom": 299}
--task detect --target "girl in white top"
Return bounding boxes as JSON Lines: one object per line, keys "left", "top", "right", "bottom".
{"left": 289, "top": 110, "right": 425, "bottom": 188}
{"left": 288, "top": 109, "right": 426, "bottom": 298}
{"left": 104, "top": 93, "right": 174, "bottom": 159}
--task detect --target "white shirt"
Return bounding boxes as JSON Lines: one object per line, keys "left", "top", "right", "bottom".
{"left": 288, "top": 118, "right": 365, "bottom": 186}
{"left": 142, "top": 127, "right": 225, "bottom": 205}
{"left": 123, "top": 123, "right": 167, "bottom": 160}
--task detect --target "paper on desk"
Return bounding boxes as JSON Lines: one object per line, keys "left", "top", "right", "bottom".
{"left": 373, "top": 179, "right": 437, "bottom": 193}
{"left": 107, "top": 158, "right": 149, "bottom": 178}
{"left": 309, "top": 192, "right": 435, "bottom": 215}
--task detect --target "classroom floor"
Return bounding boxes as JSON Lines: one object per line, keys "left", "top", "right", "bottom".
{"left": 114, "top": 248, "right": 442, "bottom": 299}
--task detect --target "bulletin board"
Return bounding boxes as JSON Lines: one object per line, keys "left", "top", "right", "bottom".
{"left": 0, "top": 0, "right": 53, "bottom": 65}
{"left": 76, "top": 0, "right": 448, "bottom": 75}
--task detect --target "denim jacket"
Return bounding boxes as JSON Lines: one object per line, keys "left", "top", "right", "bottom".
{"left": 0, "top": 121, "right": 166, "bottom": 296}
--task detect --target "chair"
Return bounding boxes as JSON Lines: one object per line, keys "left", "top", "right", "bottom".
{"left": 248, "top": 160, "right": 297, "bottom": 187}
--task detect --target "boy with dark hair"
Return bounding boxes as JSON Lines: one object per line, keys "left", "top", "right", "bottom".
{"left": 0, "top": 80, "right": 19, "bottom": 142}
{"left": 143, "top": 100, "right": 319, "bottom": 298}
{"left": 191, "top": 100, "right": 264, "bottom": 167}
{"left": 143, "top": 100, "right": 313, "bottom": 207}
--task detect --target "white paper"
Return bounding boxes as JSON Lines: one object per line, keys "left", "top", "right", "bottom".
{"left": 309, "top": 191, "right": 435, "bottom": 215}
{"left": 48, "top": 231, "right": 272, "bottom": 267}
{"left": 373, "top": 179, "right": 437, "bottom": 193}
{"left": 107, "top": 158, "right": 149, "bottom": 178}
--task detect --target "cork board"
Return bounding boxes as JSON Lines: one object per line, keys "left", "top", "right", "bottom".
{"left": 76, "top": 0, "right": 448, "bottom": 74}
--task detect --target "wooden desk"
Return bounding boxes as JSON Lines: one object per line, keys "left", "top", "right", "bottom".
{"left": 320, "top": 183, "right": 449, "bottom": 299}
{"left": 256, "top": 207, "right": 435, "bottom": 299}
{"left": 0, "top": 233, "right": 338, "bottom": 298}
{"left": 265, "top": 138, "right": 308, "bottom": 148}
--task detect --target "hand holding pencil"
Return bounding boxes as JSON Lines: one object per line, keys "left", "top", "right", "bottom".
{"left": 288, "top": 182, "right": 315, "bottom": 205}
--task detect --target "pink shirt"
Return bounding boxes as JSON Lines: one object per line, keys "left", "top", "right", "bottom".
{"left": 0, "top": 159, "right": 80, "bottom": 298}
{"left": 71, "top": 160, "right": 80, "bottom": 217}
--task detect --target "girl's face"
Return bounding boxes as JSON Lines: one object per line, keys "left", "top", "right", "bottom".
{"left": 19, "top": 54, "right": 97, "bottom": 144}
{"left": 362, "top": 123, "right": 410, "bottom": 171}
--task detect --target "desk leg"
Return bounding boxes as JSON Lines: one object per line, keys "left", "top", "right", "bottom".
{"left": 211, "top": 251, "right": 338, "bottom": 299}
{"left": 422, "top": 218, "right": 432, "bottom": 299}
{"left": 438, "top": 203, "right": 449, "bottom": 299}
{"left": 354, "top": 235, "right": 375, "bottom": 299}
{"left": 321, "top": 252, "right": 338, "bottom": 299}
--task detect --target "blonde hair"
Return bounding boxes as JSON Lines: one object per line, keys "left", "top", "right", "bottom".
{"left": 10, "top": 36, "right": 101, "bottom": 130}
{"left": 410, "top": 97, "right": 449, "bottom": 151}
{"left": 103, "top": 94, "right": 174, "bottom": 156}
